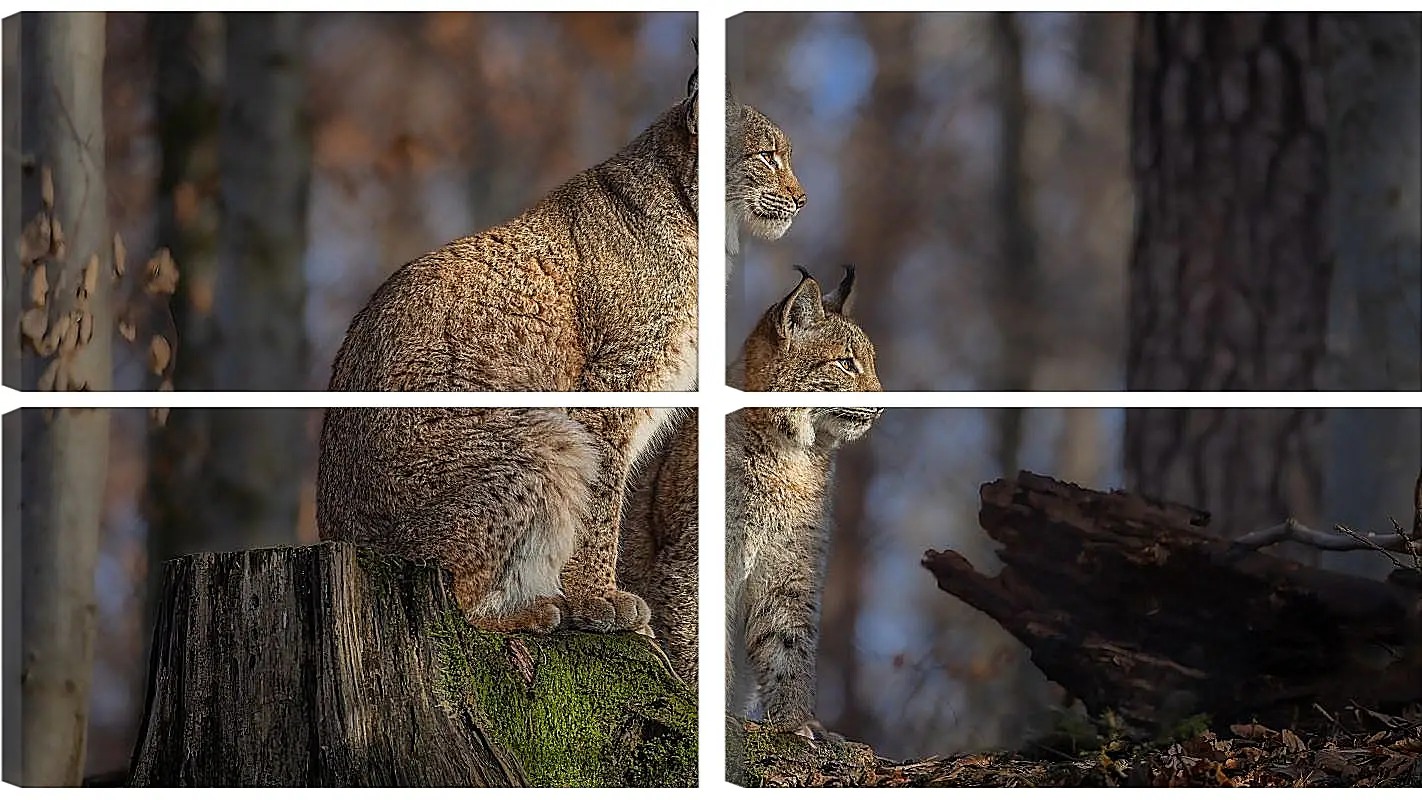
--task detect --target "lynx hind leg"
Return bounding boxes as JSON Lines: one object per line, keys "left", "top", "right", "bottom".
{"left": 637, "top": 543, "right": 698, "bottom": 683}
{"left": 419, "top": 409, "right": 599, "bottom": 634}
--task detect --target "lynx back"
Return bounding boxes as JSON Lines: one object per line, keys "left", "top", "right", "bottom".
{"left": 320, "top": 69, "right": 698, "bottom": 637}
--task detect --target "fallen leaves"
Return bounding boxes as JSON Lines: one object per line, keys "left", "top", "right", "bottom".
{"left": 149, "top": 335, "right": 172, "bottom": 376}
{"left": 144, "top": 248, "right": 180, "bottom": 296}
{"left": 17, "top": 162, "right": 179, "bottom": 393}
{"left": 771, "top": 704, "right": 1422, "bottom": 788}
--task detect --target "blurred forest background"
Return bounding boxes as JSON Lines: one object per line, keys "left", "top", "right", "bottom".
{"left": 728, "top": 12, "right": 1134, "bottom": 393}
{"left": 728, "top": 10, "right": 1420, "bottom": 762}
{"left": 727, "top": 11, "right": 1419, "bottom": 397}
{"left": 7, "top": 11, "right": 693, "bottom": 779}
{"left": 800, "top": 406, "right": 1420, "bottom": 761}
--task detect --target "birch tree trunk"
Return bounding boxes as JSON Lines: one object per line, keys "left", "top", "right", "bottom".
{"left": 1320, "top": 14, "right": 1422, "bottom": 578}
{"left": 16, "top": 10, "right": 111, "bottom": 787}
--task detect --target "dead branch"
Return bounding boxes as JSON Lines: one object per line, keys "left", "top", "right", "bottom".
{"left": 1230, "top": 518, "right": 1416, "bottom": 555}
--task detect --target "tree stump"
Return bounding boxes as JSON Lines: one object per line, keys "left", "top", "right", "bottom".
{"left": 922, "top": 471, "right": 1422, "bottom": 734}
{"left": 128, "top": 541, "right": 696, "bottom": 787}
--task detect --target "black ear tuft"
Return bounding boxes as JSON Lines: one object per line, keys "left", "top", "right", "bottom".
{"left": 822, "top": 264, "right": 857, "bottom": 315}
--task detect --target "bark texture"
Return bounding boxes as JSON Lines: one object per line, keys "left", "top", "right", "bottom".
{"left": 1125, "top": 13, "right": 1331, "bottom": 541}
{"left": 16, "top": 10, "right": 112, "bottom": 787}
{"left": 129, "top": 541, "right": 696, "bottom": 787}
{"left": 922, "top": 472, "right": 1422, "bottom": 735}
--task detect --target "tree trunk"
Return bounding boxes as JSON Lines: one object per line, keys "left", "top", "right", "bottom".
{"left": 991, "top": 11, "right": 1038, "bottom": 469}
{"left": 1320, "top": 15, "right": 1422, "bottom": 578}
{"left": 16, "top": 11, "right": 111, "bottom": 786}
{"left": 143, "top": 8, "right": 224, "bottom": 637}
{"left": 147, "top": 13, "right": 310, "bottom": 584}
{"left": 129, "top": 541, "right": 696, "bottom": 787}
{"left": 217, "top": 11, "right": 310, "bottom": 390}
{"left": 1322, "top": 12, "right": 1421, "bottom": 394}
{"left": 922, "top": 472, "right": 1422, "bottom": 736}
{"left": 1125, "top": 14, "right": 1331, "bottom": 544}
{"left": 3, "top": 16, "right": 19, "bottom": 391}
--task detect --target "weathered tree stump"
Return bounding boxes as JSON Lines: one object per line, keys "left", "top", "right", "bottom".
{"left": 128, "top": 541, "right": 696, "bottom": 787}
{"left": 922, "top": 471, "right": 1422, "bottom": 733}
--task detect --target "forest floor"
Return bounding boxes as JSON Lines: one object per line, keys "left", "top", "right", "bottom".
{"left": 741, "top": 703, "right": 1422, "bottom": 788}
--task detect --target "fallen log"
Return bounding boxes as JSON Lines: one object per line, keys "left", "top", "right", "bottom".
{"left": 922, "top": 471, "right": 1422, "bottom": 735}
{"left": 128, "top": 541, "right": 696, "bottom": 787}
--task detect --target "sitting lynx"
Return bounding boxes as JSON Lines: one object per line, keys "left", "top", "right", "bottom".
{"left": 318, "top": 68, "right": 698, "bottom": 635}
{"left": 726, "top": 266, "right": 883, "bottom": 735}
{"left": 726, "top": 101, "right": 807, "bottom": 263}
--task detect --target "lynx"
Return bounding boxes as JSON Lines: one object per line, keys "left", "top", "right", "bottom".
{"left": 318, "top": 68, "right": 698, "bottom": 635}
{"left": 726, "top": 101, "right": 806, "bottom": 263}
{"left": 619, "top": 410, "right": 698, "bottom": 683}
{"left": 726, "top": 265, "right": 882, "bottom": 735}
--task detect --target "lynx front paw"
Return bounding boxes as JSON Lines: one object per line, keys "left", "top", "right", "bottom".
{"left": 468, "top": 595, "right": 565, "bottom": 634}
{"left": 564, "top": 589, "right": 652, "bottom": 633}
{"left": 761, "top": 686, "right": 814, "bottom": 735}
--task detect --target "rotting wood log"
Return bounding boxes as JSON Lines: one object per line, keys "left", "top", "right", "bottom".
{"left": 128, "top": 541, "right": 696, "bottom": 787}
{"left": 922, "top": 471, "right": 1422, "bottom": 735}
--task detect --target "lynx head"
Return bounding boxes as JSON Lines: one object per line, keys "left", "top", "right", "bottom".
{"left": 727, "top": 102, "right": 806, "bottom": 246}
{"left": 736, "top": 265, "right": 883, "bottom": 447}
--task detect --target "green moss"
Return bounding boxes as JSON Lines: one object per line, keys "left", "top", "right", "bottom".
{"left": 429, "top": 617, "right": 696, "bottom": 787}
{"left": 342, "top": 545, "right": 696, "bottom": 787}
{"left": 731, "top": 718, "right": 875, "bottom": 787}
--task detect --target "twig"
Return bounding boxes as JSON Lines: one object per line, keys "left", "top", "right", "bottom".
{"left": 1231, "top": 518, "right": 1416, "bottom": 554}
{"left": 1333, "top": 525, "right": 1410, "bottom": 573}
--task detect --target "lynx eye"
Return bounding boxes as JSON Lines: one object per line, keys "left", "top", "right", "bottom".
{"left": 834, "top": 357, "right": 859, "bottom": 375}
{"left": 756, "top": 151, "right": 780, "bottom": 169}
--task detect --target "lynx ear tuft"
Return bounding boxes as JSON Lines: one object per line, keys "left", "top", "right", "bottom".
{"left": 822, "top": 265, "right": 857, "bottom": 315}
{"left": 777, "top": 266, "right": 824, "bottom": 338}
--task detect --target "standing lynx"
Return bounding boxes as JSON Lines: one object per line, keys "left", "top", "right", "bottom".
{"left": 318, "top": 69, "right": 698, "bottom": 635}
{"left": 726, "top": 101, "right": 807, "bottom": 263}
{"left": 726, "top": 266, "right": 882, "bottom": 734}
